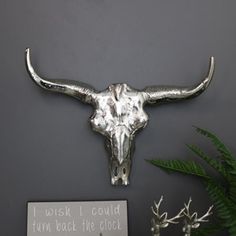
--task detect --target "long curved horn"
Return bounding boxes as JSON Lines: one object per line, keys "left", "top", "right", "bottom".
{"left": 25, "top": 48, "right": 98, "bottom": 105}
{"left": 143, "top": 57, "right": 215, "bottom": 104}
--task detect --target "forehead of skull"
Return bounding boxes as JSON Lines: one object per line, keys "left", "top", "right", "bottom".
{"left": 105, "top": 83, "right": 130, "bottom": 100}
{"left": 93, "top": 83, "right": 147, "bottom": 117}
{"left": 90, "top": 83, "right": 148, "bottom": 133}
{"left": 97, "top": 83, "right": 144, "bottom": 104}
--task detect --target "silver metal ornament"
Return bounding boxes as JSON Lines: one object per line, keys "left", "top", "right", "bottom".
{"left": 150, "top": 197, "right": 213, "bottom": 236}
{"left": 25, "top": 48, "right": 215, "bottom": 185}
{"left": 182, "top": 198, "right": 213, "bottom": 236}
{"left": 151, "top": 196, "right": 184, "bottom": 236}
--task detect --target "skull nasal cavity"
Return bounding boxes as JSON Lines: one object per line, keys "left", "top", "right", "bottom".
{"left": 112, "top": 128, "right": 130, "bottom": 164}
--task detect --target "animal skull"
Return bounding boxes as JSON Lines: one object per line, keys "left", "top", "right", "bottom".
{"left": 25, "top": 48, "right": 215, "bottom": 185}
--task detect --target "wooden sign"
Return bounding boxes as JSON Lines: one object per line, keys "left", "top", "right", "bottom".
{"left": 27, "top": 200, "right": 128, "bottom": 236}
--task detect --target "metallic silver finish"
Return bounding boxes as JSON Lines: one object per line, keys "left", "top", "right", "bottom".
{"left": 91, "top": 83, "right": 148, "bottom": 185}
{"left": 25, "top": 48, "right": 215, "bottom": 185}
{"left": 151, "top": 196, "right": 184, "bottom": 236}
{"left": 182, "top": 198, "right": 213, "bottom": 236}
{"left": 25, "top": 48, "right": 98, "bottom": 105}
{"left": 150, "top": 197, "right": 213, "bottom": 236}
{"left": 143, "top": 57, "right": 214, "bottom": 104}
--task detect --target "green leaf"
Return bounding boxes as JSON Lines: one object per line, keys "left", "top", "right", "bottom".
{"left": 229, "top": 222, "right": 236, "bottom": 236}
{"left": 206, "top": 180, "right": 236, "bottom": 235}
{"left": 229, "top": 170, "right": 236, "bottom": 175}
{"left": 206, "top": 180, "right": 229, "bottom": 219}
{"left": 187, "top": 144, "right": 228, "bottom": 179}
{"left": 194, "top": 126, "right": 236, "bottom": 169}
{"left": 146, "top": 159, "right": 210, "bottom": 179}
{"left": 228, "top": 175, "right": 236, "bottom": 204}
{"left": 192, "top": 223, "right": 224, "bottom": 236}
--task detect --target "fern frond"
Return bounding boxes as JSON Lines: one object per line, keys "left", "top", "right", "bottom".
{"left": 228, "top": 176, "right": 236, "bottom": 204}
{"left": 206, "top": 180, "right": 236, "bottom": 233}
{"left": 192, "top": 223, "right": 224, "bottom": 236}
{"left": 229, "top": 170, "right": 236, "bottom": 175}
{"left": 187, "top": 144, "right": 228, "bottom": 179}
{"left": 229, "top": 222, "right": 236, "bottom": 236}
{"left": 194, "top": 126, "right": 236, "bottom": 169}
{"left": 147, "top": 159, "right": 210, "bottom": 179}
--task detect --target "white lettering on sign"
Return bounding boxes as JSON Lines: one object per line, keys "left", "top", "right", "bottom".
{"left": 27, "top": 201, "right": 128, "bottom": 236}
{"left": 82, "top": 219, "right": 95, "bottom": 232}
{"left": 55, "top": 220, "right": 77, "bottom": 232}
{"left": 91, "top": 204, "right": 120, "bottom": 216}
{"left": 32, "top": 221, "right": 51, "bottom": 233}
{"left": 45, "top": 206, "right": 71, "bottom": 217}
{"left": 100, "top": 219, "right": 122, "bottom": 231}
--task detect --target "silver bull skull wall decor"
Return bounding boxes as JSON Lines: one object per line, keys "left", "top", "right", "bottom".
{"left": 25, "top": 48, "right": 215, "bottom": 185}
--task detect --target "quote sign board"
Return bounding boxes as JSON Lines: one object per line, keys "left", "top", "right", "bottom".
{"left": 27, "top": 200, "right": 128, "bottom": 236}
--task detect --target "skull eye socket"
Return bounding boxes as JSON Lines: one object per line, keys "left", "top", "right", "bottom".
{"left": 130, "top": 114, "right": 148, "bottom": 131}
{"left": 90, "top": 115, "right": 107, "bottom": 131}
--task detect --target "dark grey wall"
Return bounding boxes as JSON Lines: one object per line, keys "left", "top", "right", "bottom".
{"left": 0, "top": 0, "right": 235, "bottom": 235}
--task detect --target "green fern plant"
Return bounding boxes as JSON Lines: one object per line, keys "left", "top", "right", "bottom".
{"left": 147, "top": 127, "right": 236, "bottom": 236}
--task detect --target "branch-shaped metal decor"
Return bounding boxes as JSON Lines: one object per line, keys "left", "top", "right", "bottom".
{"left": 25, "top": 48, "right": 215, "bottom": 185}
{"left": 151, "top": 197, "right": 213, "bottom": 236}
{"left": 151, "top": 196, "right": 184, "bottom": 236}
{"left": 182, "top": 198, "right": 213, "bottom": 236}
